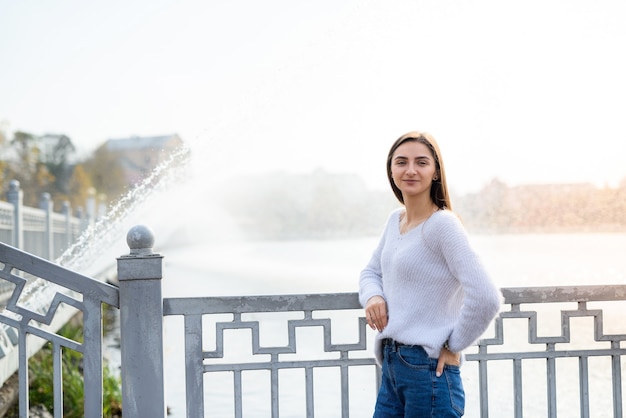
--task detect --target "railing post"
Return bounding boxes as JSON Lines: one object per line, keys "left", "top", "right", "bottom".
{"left": 40, "top": 192, "right": 54, "bottom": 260}
{"left": 97, "top": 192, "right": 107, "bottom": 220}
{"left": 62, "top": 201, "right": 72, "bottom": 250}
{"left": 6, "top": 179, "right": 23, "bottom": 249}
{"left": 117, "top": 225, "right": 166, "bottom": 417}
{"left": 86, "top": 187, "right": 96, "bottom": 228}
{"left": 78, "top": 206, "right": 89, "bottom": 232}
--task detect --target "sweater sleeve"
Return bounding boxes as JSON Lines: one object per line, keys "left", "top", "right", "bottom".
{"left": 359, "top": 241, "right": 384, "bottom": 307}
{"left": 426, "top": 211, "right": 502, "bottom": 353}
{"left": 358, "top": 211, "right": 397, "bottom": 307}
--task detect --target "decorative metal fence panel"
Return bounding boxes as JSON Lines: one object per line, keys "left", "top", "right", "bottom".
{"left": 0, "top": 201, "right": 14, "bottom": 247}
{"left": 164, "top": 286, "right": 626, "bottom": 418}
{"left": 163, "top": 293, "right": 379, "bottom": 418}
{"left": 466, "top": 285, "right": 626, "bottom": 418}
{"left": 52, "top": 211, "right": 82, "bottom": 260}
{"left": 1, "top": 181, "right": 88, "bottom": 301}
{"left": 22, "top": 206, "right": 47, "bottom": 259}
{"left": 0, "top": 241, "right": 119, "bottom": 417}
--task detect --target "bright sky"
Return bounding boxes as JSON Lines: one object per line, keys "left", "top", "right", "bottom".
{"left": 1, "top": 0, "right": 625, "bottom": 194}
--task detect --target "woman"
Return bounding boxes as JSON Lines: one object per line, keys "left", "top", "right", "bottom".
{"left": 359, "top": 131, "right": 501, "bottom": 417}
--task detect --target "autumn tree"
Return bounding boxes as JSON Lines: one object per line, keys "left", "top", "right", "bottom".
{"left": 9, "top": 131, "right": 38, "bottom": 179}
{"left": 40, "top": 134, "right": 76, "bottom": 196}
{"left": 7, "top": 131, "right": 53, "bottom": 205}
{"left": 82, "top": 144, "right": 127, "bottom": 203}
{"left": 1, "top": 131, "right": 88, "bottom": 208}
{"left": 63, "top": 164, "right": 93, "bottom": 209}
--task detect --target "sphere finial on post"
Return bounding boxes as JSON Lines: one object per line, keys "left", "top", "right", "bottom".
{"left": 8, "top": 179, "right": 20, "bottom": 192}
{"left": 126, "top": 225, "right": 155, "bottom": 256}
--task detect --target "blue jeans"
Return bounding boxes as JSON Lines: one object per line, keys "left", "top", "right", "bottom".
{"left": 373, "top": 341, "right": 465, "bottom": 417}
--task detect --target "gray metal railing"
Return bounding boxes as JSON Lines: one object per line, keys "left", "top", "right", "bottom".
{"left": 0, "top": 238, "right": 119, "bottom": 417}
{"left": 0, "top": 225, "right": 625, "bottom": 417}
{"left": 163, "top": 286, "right": 626, "bottom": 418}
{"left": 1, "top": 180, "right": 86, "bottom": 262}
{"left": 163, "top": 293, "right": 378, "bottom": 418}
{"left": 466, "top": 286, "right": 626, "bottom": 418}
{"left": 0, "top": 180, "right": 89, "bottom": 306}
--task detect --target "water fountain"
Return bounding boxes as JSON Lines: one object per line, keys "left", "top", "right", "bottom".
{"left": 0, "top": 144, "right": 191, "bottom": 396}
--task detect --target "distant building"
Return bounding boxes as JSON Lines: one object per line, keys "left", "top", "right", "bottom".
{"left": 102, "top": 134, "right": 184, "bottom": 185}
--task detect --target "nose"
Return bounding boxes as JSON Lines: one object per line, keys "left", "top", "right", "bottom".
{"left": 407, "top": 162, "right": 417, "bottom": 174}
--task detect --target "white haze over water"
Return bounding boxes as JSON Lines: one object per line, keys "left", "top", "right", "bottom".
{"left": 1, "top": 0, "right": 626, "bottom": 194}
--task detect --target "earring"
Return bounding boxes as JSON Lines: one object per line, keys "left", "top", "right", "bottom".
{"left": 433, "top": 176, "right": 438, "bottom": 181}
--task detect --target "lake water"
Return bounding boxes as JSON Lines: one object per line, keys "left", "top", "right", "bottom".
{"left": 139, "top": 233, "right": 626, "bottom": 417}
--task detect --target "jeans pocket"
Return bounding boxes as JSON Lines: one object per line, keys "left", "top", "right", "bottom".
{"left": 444, "top": 366, "right": 465, "bottom": 416}
{"left": 396, "top": 346, "right": 430, "bottom": 369}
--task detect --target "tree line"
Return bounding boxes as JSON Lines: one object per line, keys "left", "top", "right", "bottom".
{"left": 0, "top": 129, "right": 128, "bottom": 210}
{"left": 2, "top": 127, "right": 623, "bottom": 236}
{"left": 456, "top": 178, "right": 626, "bottom": 233}
{"left": 220, "top": 172, "right": 626, "bottom": 239}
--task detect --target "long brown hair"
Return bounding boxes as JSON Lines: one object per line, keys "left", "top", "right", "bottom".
{"left": 386, "top": 131, "right": 452, "bottom": 209}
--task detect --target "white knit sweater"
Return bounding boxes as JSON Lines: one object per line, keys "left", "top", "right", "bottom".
{"left": 359, "top": 208, "right": 502, "bottom": 365}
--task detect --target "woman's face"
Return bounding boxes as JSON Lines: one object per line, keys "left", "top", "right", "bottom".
{"left": 390, "top": 141, "right": 438, "bottom": 200}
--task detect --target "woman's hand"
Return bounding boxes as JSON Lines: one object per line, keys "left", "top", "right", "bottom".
{"left": 436, "top": 346, "right": 461, "bottom": 377}
{"left": 365, "top": 296, "right": 388, "bottom": 332}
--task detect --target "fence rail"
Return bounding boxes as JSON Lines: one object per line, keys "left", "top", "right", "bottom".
{"left": 163, "top": 293, "right": 378, "bottom": 418}
{"left": 0, "top": 225, "right": 625, "bottom": 417}
{"left": 0, "top": 180, "right": 90, "bottom": 305}
{"left": 0, "top": 179, "right": 95, "bottom": 405}
{"left": 467, "top": 285, "right": 626, "bottom": 418}
{"left": 0, "top": 238, "right": 119, "bottom": 416}
{"left": 0, "top": 180, "right": 88, "bottom": 263}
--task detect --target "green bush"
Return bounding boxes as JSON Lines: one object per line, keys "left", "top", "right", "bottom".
{"left": 10, "top": 310, "right": 122, "bottom": 417}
